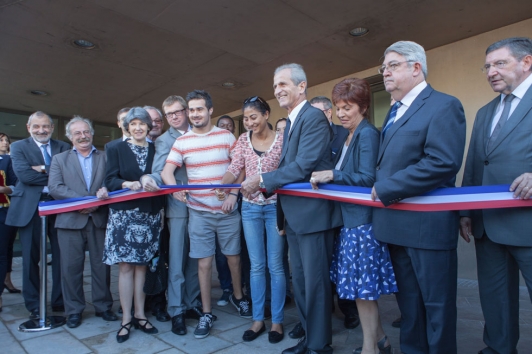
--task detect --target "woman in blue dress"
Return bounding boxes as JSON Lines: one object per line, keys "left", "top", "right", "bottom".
{"left": 311, "top": 78, "right": 397, "bottom": 354}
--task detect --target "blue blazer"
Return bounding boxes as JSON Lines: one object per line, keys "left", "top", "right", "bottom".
{"left": 332, "top": 120, "right": 379, "bottom": 229}
{"left": 372, "top": 84, "right": 466, "bottom": 250}
{"left": 263, "top": 102, "right": 342, "bottom": 234}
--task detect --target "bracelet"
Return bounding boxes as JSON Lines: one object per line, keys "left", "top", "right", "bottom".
{"left": 229, "top": 192, "right": 239, "bottom": 197}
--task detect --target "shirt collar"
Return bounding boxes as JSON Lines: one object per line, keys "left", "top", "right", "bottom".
{"left": 288, "top": 100, "right": 307, "bottom": 125}
{"left": 73, "top": 145, "right": 97, "bottom": 156}
{"left": 400, "top": 81, "right": 428, "bottom": 108}
{"left": 32, "top": 138, "right": 50, "bottom": 148}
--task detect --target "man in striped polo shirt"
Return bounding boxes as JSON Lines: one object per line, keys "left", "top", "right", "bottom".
{"left": 161, "top": 90, "right": 251, "bottom": 339}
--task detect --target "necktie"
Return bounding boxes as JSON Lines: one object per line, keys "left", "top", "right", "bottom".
{"left": 487, "top": 94, "right": 515, "bottom": 150}
{"left": 382, "top": 101, "right": 402, "bottom": 138}
{"left": 41, "top": 144, "right": 51, "bottom": 165}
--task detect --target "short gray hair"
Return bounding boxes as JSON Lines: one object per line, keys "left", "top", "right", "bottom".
{"left": 65, "top": 116, "right": 94, "bottom": 139}
{"left": 275, "top": 63, "right": 307, "bottom": 86}
{"left": 123, "top": 107, "right": 153, "bottom": 132}
{"left": 27, "top": 111, "right": 53, "bottom": 126}
{"left": 384, "top": 41, "right": 428, "bottom": 78}
{"left": 486, "top": 37, "right": 532, "bottom": 70}
{"left": 309, "top": 96, "right": 332, "bottom": 110}
{"left": 143, "top": 106, "right": 163, "bottom": 121}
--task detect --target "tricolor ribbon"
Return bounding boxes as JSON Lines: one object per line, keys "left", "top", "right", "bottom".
{"left": 38, "top": 183, "right": 532, "bottom": 216}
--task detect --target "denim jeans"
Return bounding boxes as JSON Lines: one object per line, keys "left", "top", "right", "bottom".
{"left": 241, "top": 201, "right": 285, "bottom": 323}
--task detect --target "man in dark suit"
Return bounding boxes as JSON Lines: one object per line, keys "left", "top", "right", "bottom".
{"left": 310, "top": 96, "right": 349, "bottom": 160}
{"left": 104, "top": 107, "right": 130, "bottom": 150}
{"left": 241, "top": 63, "right": 342, "bottom": 354}
{"left": 6, "top": 111, "right": 70, "bottom": 319}
{"left": 370, "top": 41, "right": 466, "bottom": 354}
{"left": 48, "top": 116, "right": 116, "bottom": 328}
{"left": 142, "top": 95, "right": 202, "bottom": 335}
{"left": 460, "top": 37, "right": 532, "bottom": 354}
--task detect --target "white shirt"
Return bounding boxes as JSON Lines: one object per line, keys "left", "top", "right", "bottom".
{"left": 394, "top": 81, "right": 428, "bottom": 123}
{"left": 33, "top": 138, "right": 51, "bottom": 193}
{"left": 335, "top": 143, "right": 349, "bottom": 170}
{"left": 177, "top": 125, "right": 191, "bottom": 135}
{"left": 288, "top": 100, "right": 307, "bottom": 133}
{"left": 490, "top": 73, "right": 532, "bottom": 134}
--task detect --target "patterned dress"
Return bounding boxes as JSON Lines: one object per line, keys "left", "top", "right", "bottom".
{"left": 103, "top": 143, "right": 161, "bottom": 265}
{"left": 330, "top": 224, "right": 398, "bottom": 300}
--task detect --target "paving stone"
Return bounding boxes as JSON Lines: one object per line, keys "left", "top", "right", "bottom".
{"left": 83, "top": 331, "right": 171, "bottom": 354}
{"left": 0, "top": 330, "right": 26, "bottom": 354}
{"left": 22, "top": 331, "right": 92, "bottom": 354}
{"left": 157, "top": 330, "right": 232, "bottom": 354}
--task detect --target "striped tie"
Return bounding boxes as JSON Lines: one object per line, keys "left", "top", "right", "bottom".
{"left": 382, "top": 101, "right": 402, "bottom": 138}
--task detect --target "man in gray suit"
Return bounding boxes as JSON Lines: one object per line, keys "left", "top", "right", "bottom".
{"left": 6, "top": 111, "right": 70, "bottom": 319}
{"left": 48, "top": 116, "right": 116, "bottom": 328}
{"left": 460, "top": 37, "right": 532, "bottom": 354}
{"left": 141, "top": 95, "right": 202, "bottom": 336}
{"left": 241, "top": 63, "right": 341, "bottom": 354}
{"left": 370, "top": 41, "right": 466, "bottom": 354}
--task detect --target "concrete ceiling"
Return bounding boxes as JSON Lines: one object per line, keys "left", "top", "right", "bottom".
{"left": 1, "top": 0, "right": 531, "bottom": 125}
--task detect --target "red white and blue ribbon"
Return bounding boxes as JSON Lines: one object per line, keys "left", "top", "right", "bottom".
{"left": 38, "top": 183, "right": 532, "bottom": 216}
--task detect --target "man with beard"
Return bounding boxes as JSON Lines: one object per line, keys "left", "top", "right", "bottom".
{"left": 7, "top": 111, "right": 70, "bottom": 320}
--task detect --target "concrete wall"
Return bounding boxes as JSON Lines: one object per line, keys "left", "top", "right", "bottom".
{"left": 217, "top": 18, "right": 532, "bottom": 282}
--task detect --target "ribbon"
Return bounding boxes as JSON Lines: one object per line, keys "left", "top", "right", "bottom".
{"left": 38, "top": 183, "right": 532, "bottom": 216}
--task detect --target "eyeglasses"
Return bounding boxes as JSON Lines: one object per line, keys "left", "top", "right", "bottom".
{"left": 243, "top": 96, "right": 267, "bottom": 105}
{"left": 481, "top": 60, "right": 509, "bottom": 73}
{"left": 378, "top": 60, "right": 414, "bottom": 74}
{"left": 164, "top": 108, "right": 186, "bottom": 118}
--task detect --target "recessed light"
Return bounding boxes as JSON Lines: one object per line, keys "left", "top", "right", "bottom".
{"left": 72, "top": 39, "right": 96, "bottom": 49}
{"left": 30, "top": 90, "right": 49, "bottom": 96}
{"left": 4, "top": 124, "right": 16, "bottom": 127}
{"left": 349, "top": 27, "right": 369, "bottom": 37}
{"left": 222, "top": 81, "right": 236, "bottom": 88}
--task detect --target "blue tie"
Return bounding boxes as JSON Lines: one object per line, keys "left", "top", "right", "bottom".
{"left": 41, "top": 144, "right": 51, "bottom": 165}
{"left": 382, "top": 101, "right": 402, "bottom": 138}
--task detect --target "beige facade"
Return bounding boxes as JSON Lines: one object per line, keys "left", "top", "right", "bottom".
{"left": 217, "top": 18, "right": 532, "bottom": 282}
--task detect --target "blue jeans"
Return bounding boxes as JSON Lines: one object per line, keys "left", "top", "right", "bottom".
{"left": 241, "top": 201, "right": 285, "bottom": 323}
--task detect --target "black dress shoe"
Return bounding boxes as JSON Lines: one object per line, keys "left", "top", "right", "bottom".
{"left": 52, "top": 305, "right": 65, "bottom": 312}
{"left": 391, "top": 316, "right": 401, "bottom": 328}
{"left": 67, "top": 313, "right": 82, "bottom": 328}
{"left": 95, "top": 310, "right": 118, "bottom": 321}
{"left": 185, "top": 306, "right": 203, "bottom": 320}
{"left": 154, "top": 310, "right": 171, "bottom": 322}
{"left": 289, "top": 322, "right": 305, "bottom": 339}
{"left": 171, "top": 313, "right": 187, "bottom": 335}
{"left": 3, "top": 283, "right": 21, "bottom": 293}
{"left": 282, "top": 338, "right": 307, "bottom": 354}
{"left": 268, "top": 325, "right": 284, "bottom": 344}
{"left": 29, "top": 309, "right": 39, "bottom": 320}
{"left": 132, "top": 317, "right": 158, "bottom": 334}
{"left": 242, "top": 324, "right": 266, "bottom": 342}
{"left": 116, "top": 322, "right": 132, "bottom": 343}
{"left": 344, "top": 314, "right": 360, "bottom": 329}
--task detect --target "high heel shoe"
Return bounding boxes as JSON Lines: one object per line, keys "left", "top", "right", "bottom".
{"left": 353, "top": 335, "right": 391, "bottom": 354}
{"left": 132, "top": 317, "right": 158, "bottom": 334}
{"left": 4, "top": 283, "right": 21, "bottom": 293}
{"left": 116, "top": 322, "right": 132, "bottom": 343}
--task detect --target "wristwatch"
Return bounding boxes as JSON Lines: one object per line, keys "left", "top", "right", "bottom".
{"left": 40, "top": 165, "right": 46, "bottom": 173}
{"left": 259, "top": 174, "right": 265, "bottom": 189}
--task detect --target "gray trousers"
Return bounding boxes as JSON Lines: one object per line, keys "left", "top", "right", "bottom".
{"left": 476, "top": 233, "right": 532, "bottom": 354}
{"left": 285, "top": 220, "right": 334, "bottom": 354}
{"left": 57, "top": 220, "right": 113, "bottom": 315}
{"left": 167, "top": 217, "right": 201, "bottom": 317}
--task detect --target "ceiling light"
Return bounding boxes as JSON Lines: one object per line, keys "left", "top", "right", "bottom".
{"left": 349, "top": 27, "right": 369, "bottom": 37}
{"left": 72, "top": 39, "right": 96, "bottom": 49}
{"left": 221, "top": 81, "right": 236, "bottom": 88}
{"left": 30, "top": 90, "right": 49, "bottom": 96}
{"left": 4, "top": 123, "right": 16, "bottom": 127}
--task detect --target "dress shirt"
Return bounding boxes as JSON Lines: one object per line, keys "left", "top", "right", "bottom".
{"left": 177, "top": 125, "right": 191, "bottom": 135}
{"left": 73, "top": 146, "right": 97, "bottom": 190}
{"left": 288, "top": 100, "right": 307, "bottom": 133}
{"left": 394, "top": 81, "right": 428, "bottom": 122}
{"left": 490, "top": 73, "right": 532, "bottom": 134}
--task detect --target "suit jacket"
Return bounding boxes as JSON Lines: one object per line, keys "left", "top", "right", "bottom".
{"left": 48, "top": 148, "right": 108, "bottom": 229}
{"left": 331, "top": 123, "right": 349, "bottom": 160}
{"left": 105, "top": 140, "right": 164, "bottom": 213}
{"left": 0, "top": 155, "right": 18, "bottom": 223}
{"left": 6, "top": 137, "right": 70, "bottom": 227}
{"left": 462, "top": 83, "right": 532, "bottom": 246}
{"left": 373, "top": 84, "right": 466, "bottom": 250}
{"left": 332, "top": 120, "right": 379, "bottom": 229}
{"left": 263, "top": 101, "right": 342, "bottom": 234}
{"left": 148, "top": 127, "right": 188, "bottom": 219}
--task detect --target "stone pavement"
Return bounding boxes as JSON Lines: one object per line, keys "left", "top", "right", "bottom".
{"left": 1, "top": 256, "right": 531, "bottom": 354}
